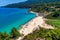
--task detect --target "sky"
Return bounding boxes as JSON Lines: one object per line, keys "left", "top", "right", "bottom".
{"left": 0, "top": 0, "right": 27, "bottom": 6}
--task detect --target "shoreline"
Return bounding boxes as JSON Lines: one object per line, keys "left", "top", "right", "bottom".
{"left": 17, "top": 11, "right": 54, "bottom": 40}
{"left": 30, "top": 11, "right": 41, "bottom": 16}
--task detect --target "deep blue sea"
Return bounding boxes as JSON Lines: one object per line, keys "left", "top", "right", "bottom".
{"left": 0, "top": 8, "right": 36, "bottom": 34}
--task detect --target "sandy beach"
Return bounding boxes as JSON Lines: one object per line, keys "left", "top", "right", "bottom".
{"left": 17, "top": 11, "right": 54, "bottom": 40}
{"left": 19, "top": 16, "right": 54, "bottom": 35}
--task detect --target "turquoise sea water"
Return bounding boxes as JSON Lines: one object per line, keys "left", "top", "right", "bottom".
{"left": 0, "top": 8, "right": 36, "bottom": 34}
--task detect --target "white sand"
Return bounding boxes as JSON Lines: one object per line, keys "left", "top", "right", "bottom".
{"left": 17, "top": 12, "right": 54, "bottom": 40}
{"left": 19, "top": 16, "right": 54, "bottom": 35}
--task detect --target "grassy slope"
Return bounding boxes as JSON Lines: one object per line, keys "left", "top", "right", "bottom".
{"left": 46, "top": 19, "right": 60, "bottom": 28}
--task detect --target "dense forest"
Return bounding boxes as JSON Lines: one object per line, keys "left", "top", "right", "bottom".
{"left": 2, "top": 0, "right": 60, "bottom": 8}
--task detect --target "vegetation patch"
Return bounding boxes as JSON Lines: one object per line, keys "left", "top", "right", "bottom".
{"left": 0, "top": 28, "right": 23, "bottom": 40}
{"left": 45, "top": 10, "right": 60, "bottom": 19}
{"left": 22, "top": 28, "right": 60, "bottom": 40}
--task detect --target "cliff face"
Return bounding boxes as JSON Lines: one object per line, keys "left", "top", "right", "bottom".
{"left": 3, "top": 0, "right": 60, "bottom": 8}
